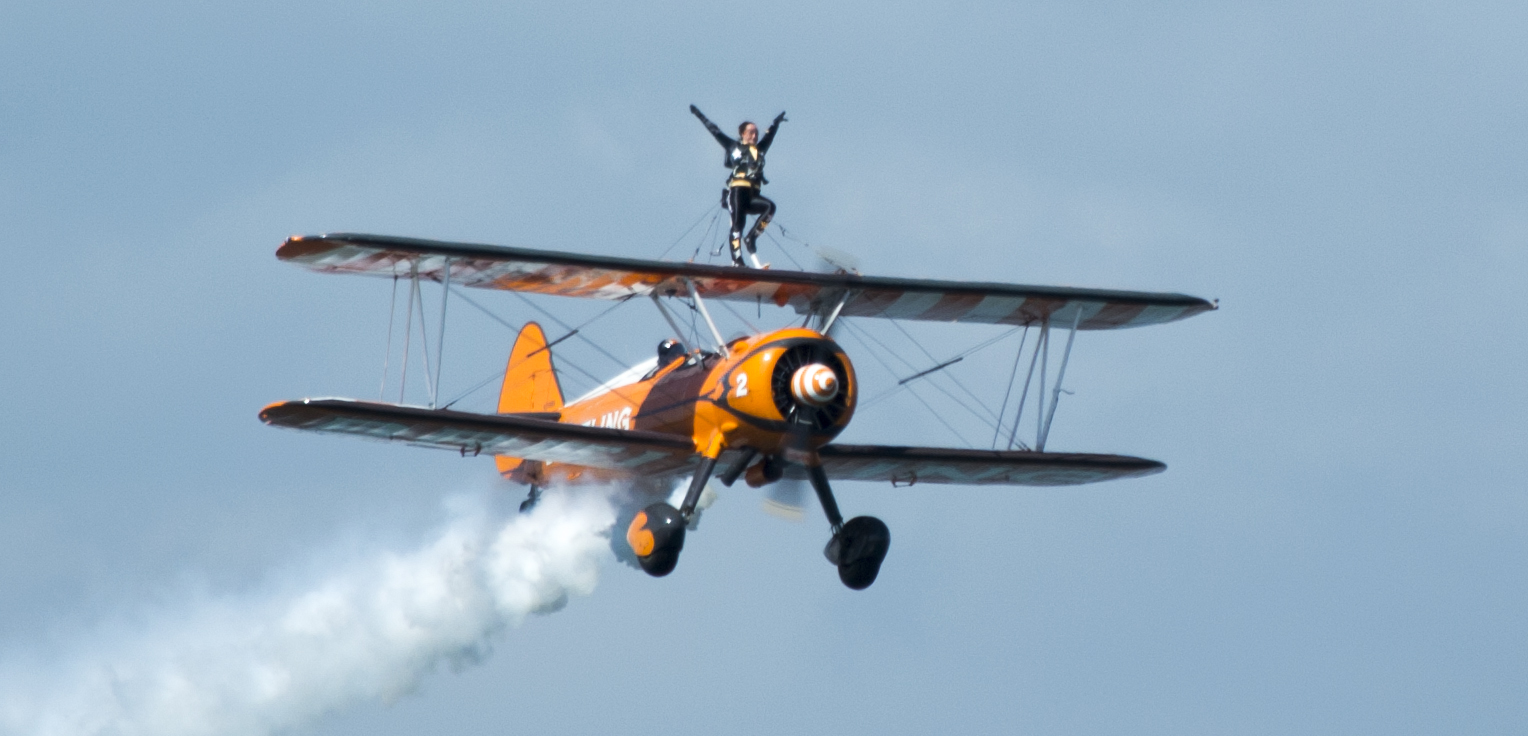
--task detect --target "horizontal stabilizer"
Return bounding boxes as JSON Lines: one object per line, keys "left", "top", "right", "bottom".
{"left": 809, "top": 444, "right": 1164, "bottom": 486}
{"left": 260, "top": 398, "right": 695, "bottom": 473}
{"left": 278, "top": 233, "right": 1214, "bottom": 330}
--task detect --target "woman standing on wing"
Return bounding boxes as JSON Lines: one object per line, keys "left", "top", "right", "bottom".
{"left": 691, "top": 105, "right": 786, "bottom": 268}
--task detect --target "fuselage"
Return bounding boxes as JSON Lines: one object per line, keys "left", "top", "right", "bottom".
{"left": 509, "top": 327, "right": 855, "bottom": 483}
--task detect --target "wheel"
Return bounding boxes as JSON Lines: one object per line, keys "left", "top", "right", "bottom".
{"left": 824, "top": 516, "right": 890, "bottom": 590}
{"left": 626, "top": 502, "right": 686, "bottom": 577}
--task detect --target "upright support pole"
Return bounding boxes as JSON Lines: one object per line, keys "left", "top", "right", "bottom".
{"left": 1037, "top": 308, "right": 1082, "bottom": 451}
{"left": 414, "top": 276, "right": 436, "bottom": 408}
{"left": 1036, "top": 318, "right": 1049, "bottom": 449}
{"left": 381, "top": 274, "right": 399, "bottom": 400}
{"left": 399, "top": 261, "right": 418, "bottom": 404}
{"left": 1007, "top": 322, "right": 1043, "bottom": 450}
{"left": 651, "top": 294, "right": 688, "bottom": 343}
{"left": 992, "top": 325, "right": 1029, "bottom": 449}
{"left": 819, "top": 290, "right": 853, "bottom": 334}
{"left": 807, "top": 464, "right": 845, "bottom": 534}
{"left": 432, "top": 258, "right": 451, "bottom": 409}
{"left": 683, "top": 278, "right": 729, "bottom": 357}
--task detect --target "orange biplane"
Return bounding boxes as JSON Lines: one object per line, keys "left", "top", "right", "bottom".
{"left": 261, "top": 233, "right": 1214, "bottom": 589}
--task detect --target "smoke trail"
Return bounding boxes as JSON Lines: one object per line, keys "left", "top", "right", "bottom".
{"left": 0, "top": 486, "right": 628, "bottom": 736}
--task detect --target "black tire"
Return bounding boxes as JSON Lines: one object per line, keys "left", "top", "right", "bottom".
{"left": 833, "top": 516, "right": 891, "bottom": 590}
{"left": 629, "top": 502, "right": 687, "bottom": 577}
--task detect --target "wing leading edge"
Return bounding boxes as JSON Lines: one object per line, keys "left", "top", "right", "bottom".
{"left": 278, "top": 233, "right": 1215, "bottom": 330}
{"left": 260, "top": 398, "right": 698, "bottom": 474}
{"left": 260, "top": 399, "right": 1163, "bottom": 487}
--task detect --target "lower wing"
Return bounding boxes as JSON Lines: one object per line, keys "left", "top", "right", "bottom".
{"left": 811, "top": 444, "right": 1164, "bottom": 486}
{"left": 261, "top": 399, "right": 1162, "bottom": 487}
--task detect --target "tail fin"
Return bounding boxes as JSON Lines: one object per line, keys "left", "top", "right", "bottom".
{"left": 498, "top": 322, "right": 564, "bottom": 414}
{"left": 496, "top": 323, "right": 564, "bottom": 481}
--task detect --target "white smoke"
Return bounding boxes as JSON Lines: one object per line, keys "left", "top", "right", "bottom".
{"left": 0, "top": 486, "right": 627, "bottom": 736}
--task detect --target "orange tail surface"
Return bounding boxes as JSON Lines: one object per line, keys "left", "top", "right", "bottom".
{"left": 496, "top": 322, "right": 564, "bottom": 478}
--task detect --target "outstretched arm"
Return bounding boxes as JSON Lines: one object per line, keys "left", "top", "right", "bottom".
{"left": 690, "top": 105, "right": 734, "bottom": 149}
{"left": 758, "top": 111, "right": 786, "bottom": 152}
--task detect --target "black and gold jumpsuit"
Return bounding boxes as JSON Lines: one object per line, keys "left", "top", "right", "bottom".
{"left": 691, "top": 105, "right": 785, "bottom": 267}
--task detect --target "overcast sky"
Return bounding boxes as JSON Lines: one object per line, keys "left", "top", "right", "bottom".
{"left": 2, "top": 1, "right": 1525, "bottom": 734}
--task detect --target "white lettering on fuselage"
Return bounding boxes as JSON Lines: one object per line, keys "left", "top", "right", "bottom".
{"left": 582, "top": 406, "right": 632, "bottom": 430}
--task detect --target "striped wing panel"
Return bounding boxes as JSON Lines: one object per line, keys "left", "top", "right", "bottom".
{"left": 812, "top": 444, "right": 1166, "bottom": 486}
{"left": 260, "top": 398, "right": 696, "bottom": 474}
{"left": 278, "top": 233, "right": 1214, "bottom": 330}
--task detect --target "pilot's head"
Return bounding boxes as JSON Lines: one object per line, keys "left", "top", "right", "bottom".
{"left": 658, "top": 339, "right": 688, "bottom": 366}
{"left": 738, "top": 122, "right": 758, "bottom": 145}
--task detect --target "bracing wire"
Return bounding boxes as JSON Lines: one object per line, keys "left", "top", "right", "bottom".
{"left": 716, "top": 298, "right": 760, "bottom": 334}
{"left": 840, "top": 322, "right": 1000, "bottom": 438}
{"left": 842, "top": 319, "right": 1020, "bottom": 438}
{"left": 879, "top": 317, "right": 1021, "bottom": 422}
{"left": 657, "top": 204, "right": 721, "bottom": 261}
{"left": 846, "top": 326, "right": 981, "bottom": 417}
{"left": 903, "top": 381, "right": 976, "bottom": 447}
{"left": 505, "top": 292, "right": 632, "bottom": 369}
{"left": 448, "top": 285, "right": 520, "bottom": 332}
{"left": 447, "top": 285, "right": 646, "bottom": 405}
{"left": 693, "top": 210, "right": 722, "bottom": 262}
{"left": 762, "top": 230, "right": 805, "bottom": 270}
{"left": 441, "top": 370, "right": 504, "bottom": 410}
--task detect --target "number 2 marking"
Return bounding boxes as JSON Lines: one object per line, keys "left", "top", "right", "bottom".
{"left": 735, "top": 373, "right": 749, "bottom": 397}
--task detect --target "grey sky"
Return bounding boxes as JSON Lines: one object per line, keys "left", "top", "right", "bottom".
{"left": 1, "top": 1, "right": 1525, "bottom": 733}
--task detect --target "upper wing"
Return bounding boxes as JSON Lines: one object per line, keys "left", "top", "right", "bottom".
{"left": 259, "top": 398, "right": 698, "bottom": 474}
{"left": 278, "top": 233, "right": 1215, "bottom": 330}
{"left": 809, "top": 443, "right": 1165, "bottom": 486}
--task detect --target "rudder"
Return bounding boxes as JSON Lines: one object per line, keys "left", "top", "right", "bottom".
{"left": 496, "top": 322, "right": 564, "bottom": 479}
{"left": 498, "top": 321, "right": 565, "bottom": 414}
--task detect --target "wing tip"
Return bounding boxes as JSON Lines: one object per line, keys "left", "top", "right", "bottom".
{"left": 276, "top": 235, "right": 331, "bottom": 261}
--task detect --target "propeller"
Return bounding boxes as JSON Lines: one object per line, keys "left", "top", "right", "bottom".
{"left": 761, "top": 479, "right": 807, "bottom": 521}
{"left": 770, "top": 344, "right": 850, "bottom": 432}
{"left": 810, "top": 245, "right": 860, "bottom": 274}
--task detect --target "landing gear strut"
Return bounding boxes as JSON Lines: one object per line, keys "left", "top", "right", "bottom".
{"left": 518, "top": 484, "right": 542, "bottom": 513}
{"left": 516, "top": 461, "right": 548, "bottom": 513}
{"left": 808, "top": 464, "right": 891, "bottom": 590}
{"left": 627, "top": 453, "right": 720, "bottom": 577}
{"left": 624, "top": 449, "right": 890, "bottom": 588}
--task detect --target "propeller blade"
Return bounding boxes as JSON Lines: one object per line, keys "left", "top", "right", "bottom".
{"left": 761, "top": 479, "right": 807, "bottom": 521}
{"left": 811, "top": 245, "right": 860, "bottom": 274}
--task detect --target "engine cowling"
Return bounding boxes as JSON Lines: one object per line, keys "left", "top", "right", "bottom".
{"left": 719, "top": 333, "right": 856, "bottom": 442}
{"left": 769, "top": 342, "right": 852, "bottom": 433}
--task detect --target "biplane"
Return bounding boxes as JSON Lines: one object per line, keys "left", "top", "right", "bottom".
{"left": 261, "top": 233, "right": 1215, "bottom": 589}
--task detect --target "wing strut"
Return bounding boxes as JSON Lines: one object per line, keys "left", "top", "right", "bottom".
{"left": 1038, "top": 307, "right": 1082, "bottom": 451}
{"left": 400, "top": 260, "right": 417, "bottom": 404}
{"left": 652, "top": 294, "right": 688, "bottom": 344}
{"left": 432, "top": 257, "right": 451, "bottom": 408}
{"left": 819, "top": 290, "right": 853, "bottom": 334}
{"left": 1007, "top": 318, "right": 1045, "bottom": 451}
{"left": 380, "top": 274, "right": 400, "bottom": 401}
{"left": 685, "top": 277, "right": 730, "bottom": 357}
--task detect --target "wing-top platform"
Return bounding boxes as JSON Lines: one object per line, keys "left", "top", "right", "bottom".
{"left": 278, "top": 233, "right": 1215, "bottom": 330}
{"left": 260, "top": 399, "right": 1164, "bottom": 487}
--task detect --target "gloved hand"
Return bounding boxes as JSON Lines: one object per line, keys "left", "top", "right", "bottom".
{"left": 773, "top": 111, "right": 788, "bottom": 125}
